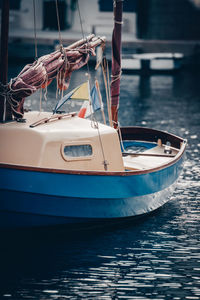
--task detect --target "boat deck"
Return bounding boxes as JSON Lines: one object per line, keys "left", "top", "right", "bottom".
{"left": 123, "top": 145, "right": 178, "bottom": 171}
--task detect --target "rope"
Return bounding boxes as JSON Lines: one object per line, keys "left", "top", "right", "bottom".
{"left": 39, "top": 88, "right": 42, "bottom": 113}
{"left": 117, "top": 122, "right": 125, "bottom": 152}
{"left": 0, "top": 80, "right": 31, "bottom": 118}
{"left": 96, "top": 123, "right": 109, "bottom": 171}
{"left": 55, "top": 0, "right": 74, "bottom": 100}
{"left": 33, "top": 0, "right": 38, "bottom": 60}
{"left": 55, "top": 0, "right": 64, "bottom": 100}
{"left": 114, "top": 20, "right": 123, "bottom": 25}
{"left": 59, "top": 45, "right": 70, "bottom": 99}
{"left": 77, "top": 0, "right": 109, "bottom": 171}
{"left": 55, "top": 0, "right": 63, "bottom": 46}
{"left": 101, "top": 59, "right": 112, "bottom": 127}
{"left": 77, "top": 0, "right": 93, "bottom": 119}
{"left": 90, "top": 118, "right": 109, "bottom": 171}
{"left": 106, "top": 60, "right": 112, "bottom": 123}
{"left": 3, "top": 96, "right": 6, "bottom": 122}
{"left": 111, "top": 71, "right": 122, "bottom": 84}
{"left": 77, "top": 0, "right": 90, "bottom": 76}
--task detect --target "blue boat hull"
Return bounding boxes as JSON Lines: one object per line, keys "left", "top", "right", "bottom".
{"left": 0, "top": 155, "right": 184, "bottom": 229}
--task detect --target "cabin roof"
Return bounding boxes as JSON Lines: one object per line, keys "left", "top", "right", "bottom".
{"left": 2, "top": 111, "right": 116, "bottom": 139}
{"left": 0, "top": 111, "right": 124, "bottom": 171}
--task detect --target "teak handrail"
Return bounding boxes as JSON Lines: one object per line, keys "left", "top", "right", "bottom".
{"left": 29, "top": 112, "right": 76, "bottom": 128}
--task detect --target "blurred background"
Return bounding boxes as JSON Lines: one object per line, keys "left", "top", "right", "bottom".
{"left": 0, "top": 0, "right": 200, "bottom": 68}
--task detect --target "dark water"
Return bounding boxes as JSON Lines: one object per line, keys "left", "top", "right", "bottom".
{"left": 1, "top": 65, "right": 200, "bottom": 299}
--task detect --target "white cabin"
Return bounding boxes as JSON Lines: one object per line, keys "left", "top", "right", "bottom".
{"left": 0, "top": 111, "right": 124, "bottom": 172}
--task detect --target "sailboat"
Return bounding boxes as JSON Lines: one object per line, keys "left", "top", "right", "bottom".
{"left": 0, "top": 0, "right": 186, "bottom": 229}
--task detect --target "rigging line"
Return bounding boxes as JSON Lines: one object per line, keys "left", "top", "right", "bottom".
{"left": 77, "top": 0, "right": 108, "bottom": 171}
{"left": 117, "top": 122, "right": 125, "bottom": 153}
{"left": 77, "top": 0, "right": 90, "bottom": 76}
{"left": 95, "top": 79, "right": 106, "bottom": 125}
{"left": 96, "top": 124, "right": 109, "bottom": 171}
{"left": 101, "top": 60, "right": 112, "bottom": 127}
{"left": 106, "top": 60, "right": 113, "bottom": 124}
{"left": 55, "top": 0, "right": 68, "bottom": 106}
{"left": 111, "top": 71, "right": 122, "bottom": 84}
{"left": 39, "top": 88, "right": 42, "bottom": 113}
{"left": 87, "top": 77, "right": 94, "bottom": 121}
{"left": 32, "top": 0, "right": 38, "bottom": 60}
{"left": 3, "top": 96, "right": 6, "bottom": 122}
{"left": 77, "top": 0, "right": 93, "bottom": 119}
{"left": 55, "top": 0, "right": 63, "bottom": 46}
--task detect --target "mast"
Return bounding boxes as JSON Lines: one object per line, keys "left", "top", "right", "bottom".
{"left": 0, "top": 0, "right": 12, "bottom": 122}
{"left": 111, "top": 0, "right": 123, "bottom": 129}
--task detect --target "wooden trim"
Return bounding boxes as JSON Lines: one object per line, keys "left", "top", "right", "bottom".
{"left": 122, "top": 152, "right": 176, "bottom": 158}
{"left": 120, "top": 126, "right": 185, "bottom": 149}
{"left": 0, "top": 148, "right": 185, "bottom": 176}
{"left": 29, "top": 112, "right": 76, "bottom": 128}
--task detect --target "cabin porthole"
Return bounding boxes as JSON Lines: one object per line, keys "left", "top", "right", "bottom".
{"left": 61, "top": 143, "right": 93, "bottom": 161}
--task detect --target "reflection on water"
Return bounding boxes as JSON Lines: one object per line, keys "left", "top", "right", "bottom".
{"left": 1, "top": 67, "right": 200, "bottom": 299}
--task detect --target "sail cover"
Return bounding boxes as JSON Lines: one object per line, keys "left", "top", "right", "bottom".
{"left": 111, "top": 0, "right": 123, "bottom": 127}
{"left": 0, "top": 35, "right": 105, "bottom": 119}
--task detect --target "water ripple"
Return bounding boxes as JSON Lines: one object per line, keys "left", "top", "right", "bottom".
{"left": 1, "top": 69, "right": 200, "bottom": 300}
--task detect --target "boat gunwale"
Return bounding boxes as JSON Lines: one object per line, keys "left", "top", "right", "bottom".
{"left": 120, "top": 126, "right": 186, "bottom": 148}
{"left": 0, "top": 126, "right": 186, "bottom": 176}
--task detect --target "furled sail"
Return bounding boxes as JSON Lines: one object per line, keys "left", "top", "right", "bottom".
{"left": 111, "top": 0, "right": 123, "bottom": 128}
{"left": 0, "top": 34, "right": 105, "bottom": 119}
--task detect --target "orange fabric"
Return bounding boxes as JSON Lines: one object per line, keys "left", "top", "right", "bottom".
{"left": 78, "top": 107, "right": 87, "bottom": 118}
